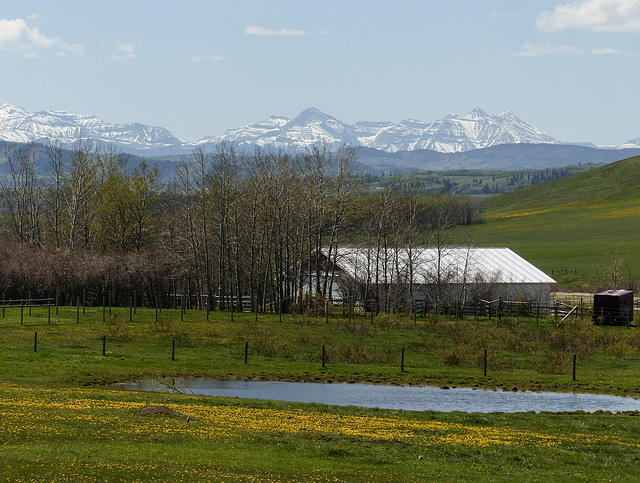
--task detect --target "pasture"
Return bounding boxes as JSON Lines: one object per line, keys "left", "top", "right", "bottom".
{"left": 452, "top": 155, "right": 640, "bottom": 291}
{"left": 1, "top": 305, "right": 640, "bottom": 481}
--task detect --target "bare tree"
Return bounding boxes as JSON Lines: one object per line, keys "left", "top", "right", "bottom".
{"left": 1, "top": 142, "right": 43, "bottom": 246}
{"left": 65, "top": 139, "right": 97, "bottom": 250}
{"left": 44, "top": 139, "right": 66, "bottom": 249}
{"left": 602, "top": 239, "right": 627, "bottom": 290}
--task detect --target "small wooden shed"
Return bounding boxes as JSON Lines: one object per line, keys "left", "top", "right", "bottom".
{"left": 593, "top": 289, "right": 634, "bottom": 326}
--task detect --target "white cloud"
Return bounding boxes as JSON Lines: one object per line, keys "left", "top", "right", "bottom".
{"left": 244, "top": 26, "right": 308, "bottom": 36}
{"left": 0, "top": 18, "right": 57, "bottom": 57}
{"left": 516, "top": 43, "right": 584, "bottom": 57}
{"left": 109, "top": 42, "right": 138, "bottom": 61}
{"left": 191, "top": 55, "right": 227, "bottom": 62}
{"left": 591, "top": 47, "right": 620, "bottom": 54}
{"left": 537, "top": 0, "right": 640, "bottom": 32}
{"left": 57, "top": 42, "right": 85, "bottom": 57}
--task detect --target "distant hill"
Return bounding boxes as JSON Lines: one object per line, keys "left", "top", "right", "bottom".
{"left": 453, "top": 155, "right": 640, "bottom": 290}
{"left": 482, "top": 155, "right": 640, "bottom": 214}
{"left": 355, "top": 144, "right": 640, "bottom": 173}
{"left": 0, "top": 140, "right": 178, "bottom": 183}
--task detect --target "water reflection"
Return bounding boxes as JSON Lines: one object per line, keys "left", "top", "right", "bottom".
{"left": 116, "top": 378, "right": 640, "bottom": 413}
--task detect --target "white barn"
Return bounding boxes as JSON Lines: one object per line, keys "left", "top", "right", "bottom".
{"left": 307, "top": 246, "right": 556, "bottom": 307}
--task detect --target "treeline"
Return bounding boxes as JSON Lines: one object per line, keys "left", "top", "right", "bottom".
{"left": 363, "top": 165, "right": 599, "bottom": 196}
{"left": 0, "top": 140, "right": 477, "bottom": 311}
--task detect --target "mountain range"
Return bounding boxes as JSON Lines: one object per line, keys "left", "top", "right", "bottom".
{"left": 1, "top": 102, "right": 640, "bottom": 172}
{"left": 198, "top": 107, "right": 566, "bottom": 154}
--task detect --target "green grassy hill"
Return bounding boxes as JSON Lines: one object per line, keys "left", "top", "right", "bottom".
{"left": 452, "top": 155, "right": 640, "bottom": 291}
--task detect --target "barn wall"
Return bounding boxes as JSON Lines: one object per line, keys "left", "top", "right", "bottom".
{"left": 301, "top": 273, "right": 552, "bottom": 307}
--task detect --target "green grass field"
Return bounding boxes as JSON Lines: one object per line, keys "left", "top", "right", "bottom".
{"left": 452, "top": 155, "right": 640, "bottom": 291}
{"left": 3, "top": 304, "right": 640, "bottom": 393}
{"left": 2, "top": 305, "right": 640, "bottom": 481}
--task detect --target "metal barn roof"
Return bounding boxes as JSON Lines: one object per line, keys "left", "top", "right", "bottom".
{"left": 324, "top": 247, "right": 556, "bottom": 285}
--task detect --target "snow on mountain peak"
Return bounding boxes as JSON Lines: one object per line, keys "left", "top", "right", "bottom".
{"left": 0, "top": 103, "right": 565, "bottom": 156}
{"left": 197, "top": 107, "right": 564, "bottom": 154}
{"left": 0, "top": 103, "right": 187, "bottom": 152}
{"left": 466, "top": 107, "right": 490, "bottom": 119}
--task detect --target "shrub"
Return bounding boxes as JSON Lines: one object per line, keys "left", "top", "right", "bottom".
{"left": 108, "top": 323, "right": 132, "bottom": 341}
{"left": 336, "top": 320, "right": 374, "bottom": 336}
{"left": 443, "top": 345, "right": 476, "bottom": 367}
{"left": 547, "top": 319, "right": 603, "bottom": 357}
{"left": 607, "top": 341, "right": 636, "bottom": 359}
{"left": 243, "top": 322, "right": 296, "bottom": 360}
{"left": 538, "top": 352, "right": 571, "bottom": 375}
{"left": 149, "top": 316, "right": 172, "bottom": 335}
{"left": 323, "top": 345, "right": 394, "bottom": 364}
{"left": 375, "top": 313, "right": 410, "bottom": 330}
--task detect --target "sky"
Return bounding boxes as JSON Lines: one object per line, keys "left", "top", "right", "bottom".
{"left": 1, "top": 0, "right": 639, "bottom": 145}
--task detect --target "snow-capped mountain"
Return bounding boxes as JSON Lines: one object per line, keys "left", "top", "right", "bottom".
{"left": 200, "top": 107, "right": 562, "bottom": 154}
{"left": 0, "top": 103, "right": 191, "bottom": 155}
{"left": 0, "top": 102, "right": 607, "bottom": 157}
{"left": 3, "top": 102, "right": 640, "bottom": 173}
{"left": 199, "top": 107, "right": 361, "bottom": 150}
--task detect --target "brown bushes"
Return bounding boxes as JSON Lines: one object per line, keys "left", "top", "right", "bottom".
{"left": 0, "top": 244, "right": 171, "bottom": 307}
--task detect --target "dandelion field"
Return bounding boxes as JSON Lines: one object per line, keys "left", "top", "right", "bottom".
{"left": 2, "top": 305, "right": 640, "bottom": 481}
{"left": 2, "top": 382, "right": 640, "bottom": 482}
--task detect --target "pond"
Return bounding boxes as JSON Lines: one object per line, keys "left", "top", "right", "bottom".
{"left": 115, "top": 378, "right": 640, "bottom": 413}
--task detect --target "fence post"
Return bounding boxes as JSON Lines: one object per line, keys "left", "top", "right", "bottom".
{"left": 484, "top": 348, "right": 488, "bottom": 377}
{"left": 102, "top": 296, "right": 106, "bottom": 323}
{"left": 172, "top": 339, "right": 175, "bottom": 361}
{"left": 322, "top": 344, "right": 326, "bottom": 368}
{"left": 28, "top": 291, "right": 32, "bottom": 316}
{"left": 103, "top": 335, "right": 106, "bottom": 357}
{"left": 474, "top": 297, "right": 478, "bottom": 327}
{"left": 401, "top": 347, "right": 405, "bottom": 372}
{"left": 244, "top": 341, "right": 249, "bottom": 364}
{"left": 48, "top": 303, "right": 51, "bottom": 324}
{"left": 34, "top": 331, "right": 37, "bottom": 352}
{"left": 20, "top": 305, "right": 23, "bottom": 325}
